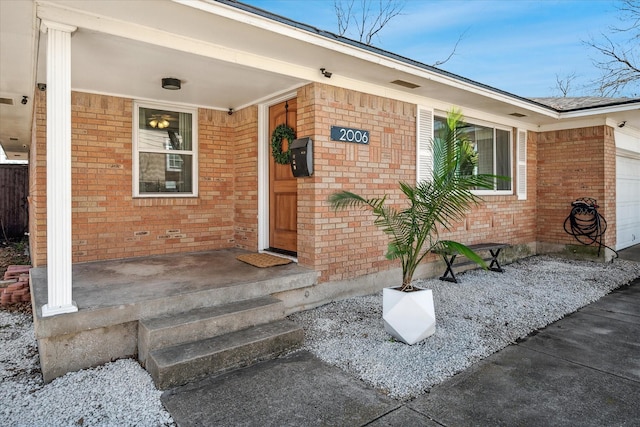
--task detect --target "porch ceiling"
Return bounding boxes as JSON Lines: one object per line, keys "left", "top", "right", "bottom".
{"left": 1, "top": 0, "right": 638, "bottom": 161}
{"left": 40, "top": 29, "right": 306, "bottom": 112}
{"left": 0, "top": 0, "right": 37, "bottom": 161}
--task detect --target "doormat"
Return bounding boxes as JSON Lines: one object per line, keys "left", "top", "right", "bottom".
{"left": 236, "top": 253, "right": 292, "bottom": 268}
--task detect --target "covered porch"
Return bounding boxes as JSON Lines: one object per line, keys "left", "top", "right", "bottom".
{"left": 30, "top": 248, "right": 317, "bottom": 385}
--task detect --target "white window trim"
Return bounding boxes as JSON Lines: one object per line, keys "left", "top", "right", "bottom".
{"left": 433, "top": 112, "right": 514, "bottom": 196}
{"left": 133, "top": 100, "right": 199, "bottom": 197}
{"left": 471, "top": 123, "right": 513, "bottom": 196}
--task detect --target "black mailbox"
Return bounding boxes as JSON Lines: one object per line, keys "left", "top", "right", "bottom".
{"left": 290, "top": 137, "right": 313, "bottom": 177}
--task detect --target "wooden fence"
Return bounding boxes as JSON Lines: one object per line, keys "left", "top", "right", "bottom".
{"left": 0, "top": 164, "right": 29, "bottom": 239}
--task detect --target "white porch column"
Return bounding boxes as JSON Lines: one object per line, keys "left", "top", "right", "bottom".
{"left": 41, "top": 20, "right": 78, "bottom": 317}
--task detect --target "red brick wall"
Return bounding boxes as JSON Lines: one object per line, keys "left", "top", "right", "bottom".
{"left": 536, "top": 125, "right": 615, "bottom": 248}
{"left": 29, "top": 90, "right": 46, "bottom": 266}
{"left": 297, "top": 83, "right": 414, "bottom": 282}
{"left": 232, "top": 107, "right": 260, "bottom": 250}
{"left": 31, "top": 84, "right": 543, "bottom": 280}
{"left": 296, "top": 83, "right": 538, "bottom": 283}
{"left": 603, "top": 126, "right": 617, "bottom": 248}
{"left": 31, "top": 92, "right": 258, "bottom": 265}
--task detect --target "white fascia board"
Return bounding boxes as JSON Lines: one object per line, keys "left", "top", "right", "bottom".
{"left": 538, "top": 104, "right": 639, "bottom": 132}
{"left": 36, "top": 2, "right": 320, "bottom": 82}
{"left": 176, "top": 0, "right": 557, "bottom": 119}
{"left": 538, "top": 117, "right": 609, "bottom": 132}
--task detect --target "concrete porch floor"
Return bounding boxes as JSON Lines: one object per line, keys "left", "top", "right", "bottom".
{"left": 29, "top": 248, "right": 318, "bottom": 381}
{"left": 31, "top": 248, "right": 315, "bottom": 313}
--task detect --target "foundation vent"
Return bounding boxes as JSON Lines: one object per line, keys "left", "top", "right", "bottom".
{"left": 0, "top": 97, "right": 14, "bottom": 105}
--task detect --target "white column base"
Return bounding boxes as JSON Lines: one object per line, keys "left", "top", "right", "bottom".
{"left": 42, "top": 301, "right": 78, "bottom": 317}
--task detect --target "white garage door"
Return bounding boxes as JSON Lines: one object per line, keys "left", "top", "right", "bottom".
{"left": 616, "top": 151, "right": 640, "bottom": 250}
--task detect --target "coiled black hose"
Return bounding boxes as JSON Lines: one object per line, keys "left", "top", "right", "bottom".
{"left": 563, "top": 198, "right": 618, "bottom": 258}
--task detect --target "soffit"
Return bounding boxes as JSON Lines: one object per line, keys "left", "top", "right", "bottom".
{"left": 0, "top": 0, "right": 37, "bottom": 160}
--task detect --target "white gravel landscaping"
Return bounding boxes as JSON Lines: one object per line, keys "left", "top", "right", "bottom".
{"left": 0, "top": 311, "right": 175, "bottom": 427}
{"left": 1, "top": 255, "right": 638, "bottom": 425}
{"left": 290, "top": 255, "right": 640, "bottom": 399}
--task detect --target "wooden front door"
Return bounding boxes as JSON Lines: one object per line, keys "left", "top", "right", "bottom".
{"left": 269, "top": 99, "right": 297, "bottom": 255}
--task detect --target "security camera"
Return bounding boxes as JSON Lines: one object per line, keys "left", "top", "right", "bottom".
{"left": 37, "top": 83, "right": 46, "bottom": 91}
{"left": 21, "top": 96, "right": 28, "bottom": 105}
{"left": 618, "top": 121, "right": 626, "bottom": 128}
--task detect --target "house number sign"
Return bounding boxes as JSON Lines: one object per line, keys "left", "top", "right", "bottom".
{"left": 330, "top": 126, "right": 369, "bottom": 145}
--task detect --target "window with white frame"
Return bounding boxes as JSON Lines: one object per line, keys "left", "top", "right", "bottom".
{"left": 434, "top": 115, "right": 512, "bottom": 193}
{"left": 133, "top": 102, "right": 197, "bottom": 196}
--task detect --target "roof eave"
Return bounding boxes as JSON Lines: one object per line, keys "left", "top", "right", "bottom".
{"left": 185, "top": 0, "right": 560, "bottom": 118}
{"left": 558, "top": 100, "right": 640, "bottom": 119}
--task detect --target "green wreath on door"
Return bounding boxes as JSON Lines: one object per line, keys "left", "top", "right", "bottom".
{"left": 271, "top": 124, "right": 296, "bottom": 165}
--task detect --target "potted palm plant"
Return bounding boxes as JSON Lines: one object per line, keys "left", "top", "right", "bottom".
{"left": 329, "top": 109, "right": 502, "bottom": 344}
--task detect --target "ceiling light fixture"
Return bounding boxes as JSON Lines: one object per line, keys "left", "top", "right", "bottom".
{"left": 149, "top": 117, "right": 170, "bottom": 128}
{"left": 161, "top": 77, "right": 181, "bottom": 90}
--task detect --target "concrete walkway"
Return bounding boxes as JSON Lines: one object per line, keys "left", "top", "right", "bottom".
{"left": 162, "top": 248, "right": 640, "bottom": 426}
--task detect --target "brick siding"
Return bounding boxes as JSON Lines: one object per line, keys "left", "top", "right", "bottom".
{"left": 536, "top": 125, "right": 616, "bottom": 248}
{"left": 297, "top": 83, "right": 538, "bottom": 283}
{"left": 30, "top": 91, "right": 258, "bottom": 266}
{"left": 29, "top": 90, "right": 46, "bottom": 265}
{"left": 33, "top": 83, "right": 597, "bottom": 283}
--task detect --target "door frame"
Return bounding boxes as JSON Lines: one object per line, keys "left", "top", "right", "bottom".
{"left": 257, "top": 91, "right": 298, "bottom": 253}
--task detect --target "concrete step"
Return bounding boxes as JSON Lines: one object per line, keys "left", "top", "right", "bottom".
{"left": 146, "top": 319, "right": 303, "bottom": 390}
{"left": 138, "top": 296, "right": 285, "bottom": 365}
{"left": 31, "top": 265, "right": 317, "bottom": 340}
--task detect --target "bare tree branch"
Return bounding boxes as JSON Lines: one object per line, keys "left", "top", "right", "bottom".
{"left": 585, "top": 0, "right": 640, "bottom": 96}
{"left": 613, "top": 0, "right": 640, "bottom": 34}
{"left": 586, "top": 33, "right": 640, "bottom": 96}
{"left": 431, "top": 28, "right": 469, "bottom": 67}
{"left": 334, "top": 0, "right": 354, "bottom": 36}
{"left": 333, "top": 0, "right": 405, "bottom": 45}
{"left": 553, "top": 72, "right": 578, "bottom": 97}
{"left": 333, "top": 0, "right": 464, "bottom": 68}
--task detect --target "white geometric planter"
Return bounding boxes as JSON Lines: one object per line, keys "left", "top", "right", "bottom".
{"left": 383, "top": 287, "right": 436, "bottom": 345}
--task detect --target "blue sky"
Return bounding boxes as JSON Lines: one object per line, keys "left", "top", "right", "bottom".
{"left": 241, "top": 0, "right": 630, "bottom": 98}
